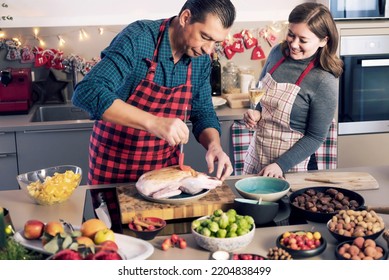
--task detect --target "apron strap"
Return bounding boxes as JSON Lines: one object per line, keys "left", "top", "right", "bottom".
{"left": 268, "top": 55, "right": 317, "bottom": 86}
{"left": 295, "top": 58, "right": 317, "bottom": 86}
{"left": 268, "top": 56, "right": 286, "bottom": 75}
{"left": 152, "top": 18, "right": 171, "bottom": 62}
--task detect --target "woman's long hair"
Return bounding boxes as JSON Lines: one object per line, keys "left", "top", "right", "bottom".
{"left": 281, "top": 2, "right": 343, "bottom": 78}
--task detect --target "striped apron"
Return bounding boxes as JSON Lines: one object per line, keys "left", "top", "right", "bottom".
{"left": 244, "top": 56, "right": 335, "bottom": 174}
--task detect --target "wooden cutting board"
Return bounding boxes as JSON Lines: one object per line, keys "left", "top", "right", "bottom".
{"left": 116, "top": 183, "right": 236, "bottom": 224}
{"left": 285, "top": 171, "right": 379, "bottom": 191}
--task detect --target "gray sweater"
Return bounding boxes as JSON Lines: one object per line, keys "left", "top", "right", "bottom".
{"left": 259, "top": 44, "right": 338, "bottom": 172}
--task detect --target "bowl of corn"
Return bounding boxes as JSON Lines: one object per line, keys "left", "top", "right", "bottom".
{"left": 17, "top": 165, "right": 82, "bottom": 205}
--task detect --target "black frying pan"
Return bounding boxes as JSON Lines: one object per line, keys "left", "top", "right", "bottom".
{"left": 289, "top": 186, "right": 389, "bottom": 223}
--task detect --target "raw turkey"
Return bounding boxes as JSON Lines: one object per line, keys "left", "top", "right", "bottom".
{"left": 135, "top": 165, "right": 223, "bottom": 199}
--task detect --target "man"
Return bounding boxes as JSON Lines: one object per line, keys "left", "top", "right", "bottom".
{"left": 72, "top": 0, "right": 236, "bottom": 185}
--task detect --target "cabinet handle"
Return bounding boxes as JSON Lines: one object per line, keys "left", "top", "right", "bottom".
{"left": 361, "top": 59, "right": 389, "bottom": 67}
{"left": 23, "top": 128, "right": 92, "bottom": 134}
{"left": 0, "top": 153, "right": 15, "bottom": 158}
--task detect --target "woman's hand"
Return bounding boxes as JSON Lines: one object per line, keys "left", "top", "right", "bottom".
{"left": 243, "top": 109, "right": 261, "bottom": 129}
{"left": 259, "top": 163, "right": 284, "bottom": 179}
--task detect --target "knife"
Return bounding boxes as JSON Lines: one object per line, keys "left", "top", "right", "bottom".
{"left": 94, "top": 192, "right": 112, "bottom": 229}
{"left": 179, "top": 107, "right": 187, "bottom": 170}
{"left": 304, "top": 178, "right": 344, "bottom": 184}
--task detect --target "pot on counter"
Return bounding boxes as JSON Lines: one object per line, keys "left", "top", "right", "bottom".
{"left": 233, "top": 198, "right": 279, "bottom": 225}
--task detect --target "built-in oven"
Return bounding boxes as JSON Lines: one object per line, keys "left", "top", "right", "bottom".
{"left": 338, "top": 34, "right": 389, "bottom": 135}
{"left": 318, "top": 0, "right": 389, "bottom": 20}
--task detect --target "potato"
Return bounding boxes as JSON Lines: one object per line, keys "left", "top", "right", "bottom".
{"left": 353, "top": 237, "right": 365, "bottom": 249}
{"left": 364, "top": 246, "right": 377, "bottom": 258}
{"left": 363, "top": 239, "right": 376, "bottom": 248}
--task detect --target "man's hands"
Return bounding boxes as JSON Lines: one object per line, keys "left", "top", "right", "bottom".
{"left": 205, "top": 143, "right": 233, "bottom": 181}
{"left": 149, "top": 117, "right": 189, "bottom": 146}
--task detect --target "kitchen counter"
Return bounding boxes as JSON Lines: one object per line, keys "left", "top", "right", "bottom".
{"left": 1, "top": 165, "right": 388, "bottom": 260}
{"left": 0, "top": 102, "right": 246, "bottom": 132}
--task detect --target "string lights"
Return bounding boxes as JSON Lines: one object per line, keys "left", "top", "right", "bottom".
{"left": 0, "top": 26, "right": 120, "bottom": 47}
{"left": 57, "top": 35, "right": 65, "bottom": 46}
{"left": 79, "top": 28, "right": 89, "bottom": 41}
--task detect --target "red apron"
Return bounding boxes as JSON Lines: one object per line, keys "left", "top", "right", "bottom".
{"left": 244, "top": 56, "right": 336, "bottom": 174}
{"left": 88, "top": 19, "right": 192, "bottom": 184}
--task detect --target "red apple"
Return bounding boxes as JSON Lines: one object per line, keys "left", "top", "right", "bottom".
{"left": 100, "top": 240, "right": 119, "bottom": 251}
{"left": 52, "top": 249, "right": 82, "bottom": 260}
{"left": 92, "top": 250, "right": 122, "bottom": 260}
{"left": 23, "top": 219, "right": 45, "bottom": 240}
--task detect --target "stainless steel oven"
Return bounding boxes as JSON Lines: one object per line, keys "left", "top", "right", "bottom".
{"left": 338, "top": 34, "right": 389, "bottom": 135}
{"left": 318, "top": 0, "right": 389, "bottom": 20}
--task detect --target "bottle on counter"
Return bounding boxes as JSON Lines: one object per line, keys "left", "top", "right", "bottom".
{"left": 210, "top": 52, "right": 222, "bottom": 96}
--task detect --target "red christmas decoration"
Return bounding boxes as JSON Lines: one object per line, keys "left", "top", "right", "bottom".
{"left": 243, "top": 30, "right": 257, "bottom": 49}
{"left": 251, "top": 45, "right": 266, "bottom": 60}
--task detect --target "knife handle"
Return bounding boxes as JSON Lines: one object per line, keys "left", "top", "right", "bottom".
{"left": 366, "top": 206, "right": 389, "bottom": 215}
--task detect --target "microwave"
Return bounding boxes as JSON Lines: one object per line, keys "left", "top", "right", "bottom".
{"left": 317, "top": 0, "right": 389, "bottom": 20}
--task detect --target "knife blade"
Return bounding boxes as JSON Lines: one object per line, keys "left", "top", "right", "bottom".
{"left": 94, "top": 192, "right": 112, "bottom": 229}
{"left": 304, "top": 178, "right": 344, "bottom": 184}
{"left": 179, "top": 107, "right": 187, "bottom": 170}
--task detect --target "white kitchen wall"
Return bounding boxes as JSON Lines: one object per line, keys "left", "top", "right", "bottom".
{"left": 2, "top": 1, "right": 313, "bottom": 82}
{"left": 1, "top": 0, "right": 312, "bottom": 27}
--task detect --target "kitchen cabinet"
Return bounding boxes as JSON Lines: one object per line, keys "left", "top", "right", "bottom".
{"left": 16, "top": 127, "right": 92, "bottom": 186}
{"left": 185, "top": 121, "right": 234, "bottom": 175}
{"left": 338, "top": 134, "right": 389, "bottom": 168}
{"left": 0, "top": 132, "right": 19, "bottom": 190}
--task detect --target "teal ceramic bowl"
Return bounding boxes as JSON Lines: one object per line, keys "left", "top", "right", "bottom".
{"left": 235, "top": 177, "right": 290, "bottom": 202}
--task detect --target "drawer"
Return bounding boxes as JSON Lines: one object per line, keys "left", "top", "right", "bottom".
{"left": 0, "top": 132, "right": 16, "bottom": 154}
{"left": 0, "top": 153, "right": 19, "bottom": 190}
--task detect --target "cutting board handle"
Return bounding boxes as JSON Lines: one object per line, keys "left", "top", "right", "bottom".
{"left": 366, "top": 206, "right": 389, "bottom": 215}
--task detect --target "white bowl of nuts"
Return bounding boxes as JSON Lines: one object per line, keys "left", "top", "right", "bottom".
{"left": 327, "top": 209, "right": 385, "bottom": 243}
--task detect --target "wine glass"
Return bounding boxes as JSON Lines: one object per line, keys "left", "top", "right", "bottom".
{"left": 248, "top": 79, "right": 265, "bottom": 110}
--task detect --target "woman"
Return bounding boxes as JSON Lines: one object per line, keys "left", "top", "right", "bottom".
{"left": 243, "top": 2, "right": 343, "bottom": 178}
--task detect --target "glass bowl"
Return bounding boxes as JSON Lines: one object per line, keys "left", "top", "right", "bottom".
{"left": 17, "top": 165, "right": 82, "bottom": 205}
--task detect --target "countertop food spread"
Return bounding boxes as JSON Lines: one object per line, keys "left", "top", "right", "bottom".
{"left": 1, "top": 165, "right": 389, "bottom": 260}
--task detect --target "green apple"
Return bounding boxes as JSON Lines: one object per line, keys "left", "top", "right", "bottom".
{"left": 94, "top": 228, "right": 115, "bottom": 245}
